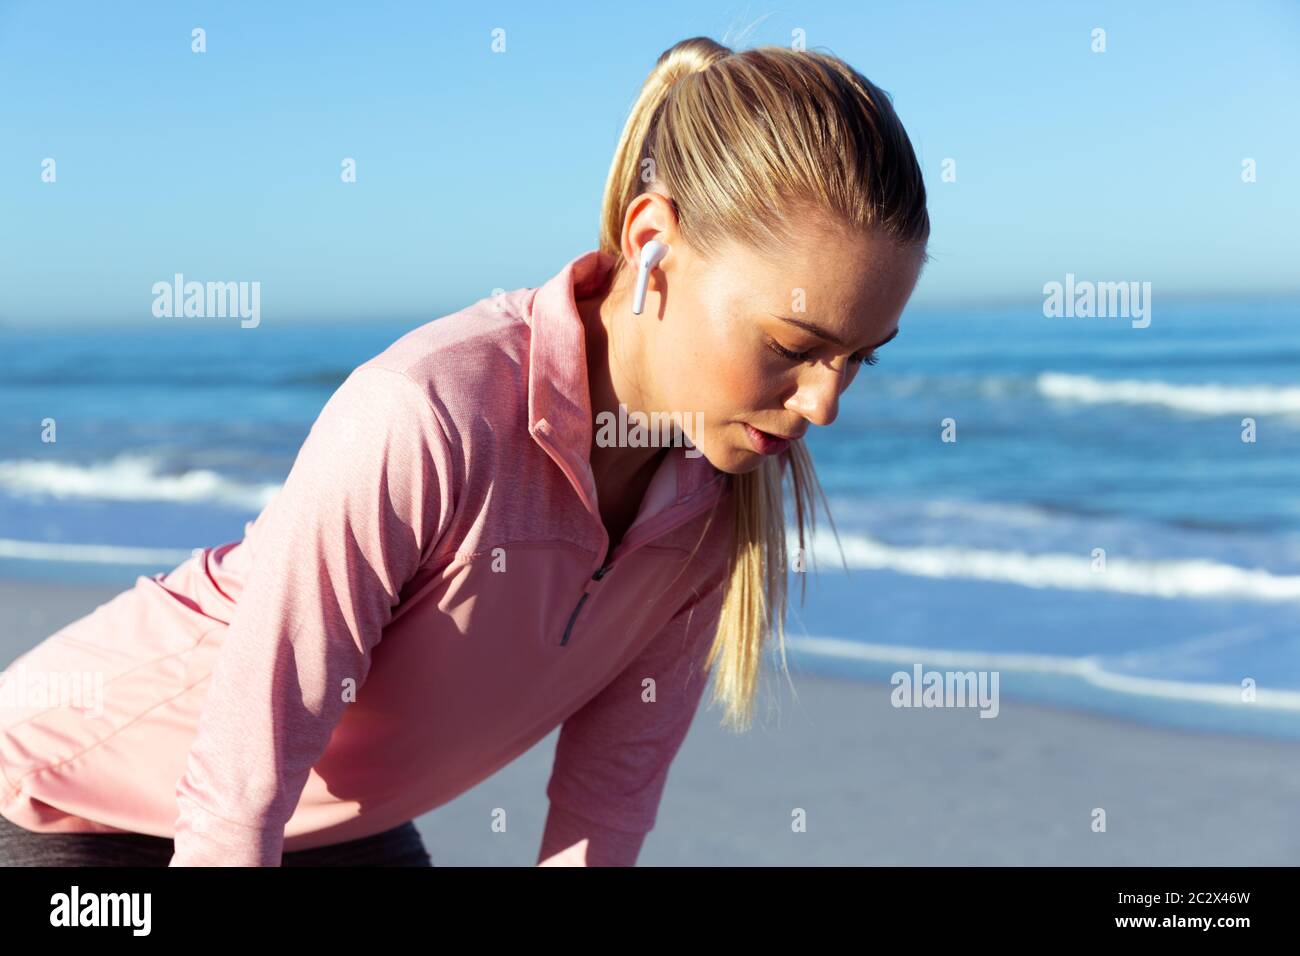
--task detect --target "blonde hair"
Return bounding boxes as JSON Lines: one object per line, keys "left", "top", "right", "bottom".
{"left": 597, "top": 37, "right": 930, "bottom": 731}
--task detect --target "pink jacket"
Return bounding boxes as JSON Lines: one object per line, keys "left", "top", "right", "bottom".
{"left": 0, "top": 249, "right": 735, "bottom": 866}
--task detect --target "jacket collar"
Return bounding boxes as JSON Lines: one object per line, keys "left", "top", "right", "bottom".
{"left": 524, "top": 249, "right": 727, "bottom": 523}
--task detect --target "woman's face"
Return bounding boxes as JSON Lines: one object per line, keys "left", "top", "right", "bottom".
{"left": 639, "top": 218, "right": 925, "bottom": 474}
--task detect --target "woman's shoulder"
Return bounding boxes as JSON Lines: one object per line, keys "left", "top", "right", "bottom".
{"left": 370, "top": 285, "right": 536, "bottom": 377}
{"left": 341, "top": 286, "right": 540, "bottom": 440}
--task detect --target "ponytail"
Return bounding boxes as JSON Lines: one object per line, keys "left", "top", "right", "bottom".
{"left": 595, "top": 36, "right": 929, "bottom": 730}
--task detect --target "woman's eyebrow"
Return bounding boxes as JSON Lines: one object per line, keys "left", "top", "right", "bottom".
{"left": 772, "top": 314, "right": 900, "bottom": 351}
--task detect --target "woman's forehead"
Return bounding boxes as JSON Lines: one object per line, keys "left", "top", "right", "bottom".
{"left": 718, "top": 231, "right": 922, "bottom": 315}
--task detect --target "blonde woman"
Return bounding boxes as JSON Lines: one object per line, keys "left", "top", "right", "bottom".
{"left": 0, "top": 36, "right": 928, "bottom": 867}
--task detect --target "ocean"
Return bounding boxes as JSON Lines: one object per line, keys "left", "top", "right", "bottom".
{"left": 2, "top": 296, "right": 1297, "bottom": 738}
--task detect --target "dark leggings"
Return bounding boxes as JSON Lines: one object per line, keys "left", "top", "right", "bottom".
{"left": 0, "top": 812, "right": 433, "bottom": 867}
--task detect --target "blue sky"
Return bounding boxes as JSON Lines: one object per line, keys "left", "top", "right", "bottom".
{"left": 1, "top": 0, "right": 1297, "bottom": 326}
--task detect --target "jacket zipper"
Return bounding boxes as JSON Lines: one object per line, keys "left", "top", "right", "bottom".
{"left": 555, "top": 488, "right": 722, "bottom": 646}
{"left": 533, "top": 421, "right": 726, "bottom": 648}
{"left": 559, "top": 561, "right": 612, "bottom": 646}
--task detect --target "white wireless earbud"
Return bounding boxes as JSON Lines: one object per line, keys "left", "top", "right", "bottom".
{"left": 632, "top": 239, "right": 670, "bottom": 315}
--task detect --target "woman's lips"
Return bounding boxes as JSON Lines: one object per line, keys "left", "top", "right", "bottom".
{"left": 744, "top": 423, "right": 791, "bottom": 456}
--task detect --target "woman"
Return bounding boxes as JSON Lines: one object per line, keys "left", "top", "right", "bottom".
{"left": 0, "top": 36, "right": 928, "bottom": 867}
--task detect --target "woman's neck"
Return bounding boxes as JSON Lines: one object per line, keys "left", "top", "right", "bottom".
{"left": 576, "top": 264, "right": 668, "bottom": 506}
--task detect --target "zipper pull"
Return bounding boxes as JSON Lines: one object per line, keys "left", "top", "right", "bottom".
{"left": 560, "top": 562, "right": 613, "bottom": 646}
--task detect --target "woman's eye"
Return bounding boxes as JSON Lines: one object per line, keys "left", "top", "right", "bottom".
{"left": 767, "top": 339, "right": 812, "bottom": 362}
{"left": 767, "top": 337, "right": 880, "bottom": 368}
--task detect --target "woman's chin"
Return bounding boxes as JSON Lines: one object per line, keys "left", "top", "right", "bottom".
{"left": 697, "top": 444, "right": 768, "bottom": 475}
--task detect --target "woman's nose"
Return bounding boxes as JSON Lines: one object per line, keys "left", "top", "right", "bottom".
{"left": 787, "top": 363, "right": 847, "bottom": 427}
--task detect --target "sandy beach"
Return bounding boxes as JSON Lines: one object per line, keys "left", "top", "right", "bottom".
{"left": 3, "top": 577, "right": 1297, "bottom": 866}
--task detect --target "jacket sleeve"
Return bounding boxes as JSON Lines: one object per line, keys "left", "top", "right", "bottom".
{"left": 169, "top": 365, "right": 453, "bottom": 866}
{"left": 537, "top": 562, "right": 728, "bottom": 867}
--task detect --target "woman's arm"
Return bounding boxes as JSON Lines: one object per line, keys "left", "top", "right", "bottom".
{"left": 537, "top": 564, "right": 728, "bottom": 866}
{"left": 169, "top": 365, "right": 453, "bottom": 866}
